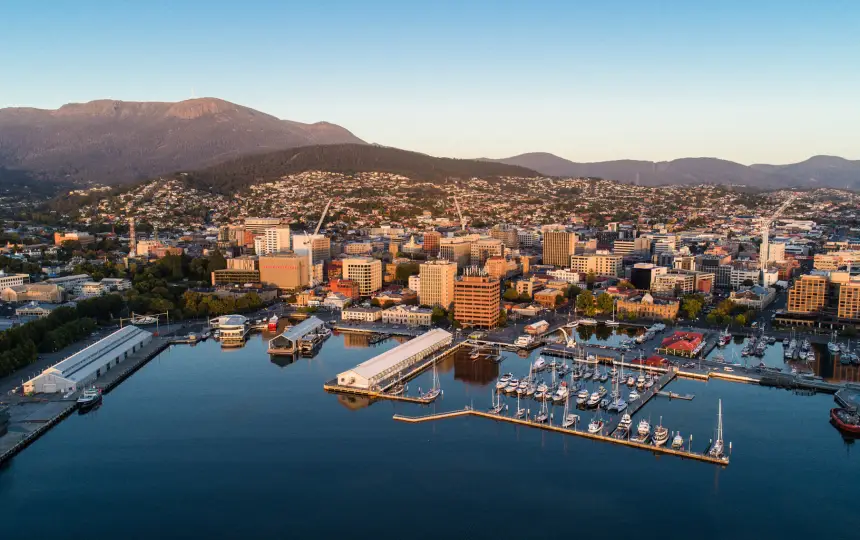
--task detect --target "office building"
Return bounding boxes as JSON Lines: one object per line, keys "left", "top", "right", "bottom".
{"left": 439, "top": 238, "right": 472, "bottom": 268}
{"left": 227, "top": 256, "right": 259, "bottom": 271}
{"left": 471, "top": 238, "right": 504, "bottom": 267}
{"left": 838, "top": 280, "right": 860, "bottom": 320}
{"left": 490, "top": 224, "right": 518, "bottom": 248}
{"left": 419, "top": 260, "right": 457, "bottom": 308}
{"left": 454, "top": 272, "right": 501, "bottom": 328}
{"left": 814, "top": 251, "right": 860, "bottom": 271}
{"left": 293, "top": 234, "right": 331, "bottom": 284}
{"left": 542, "top": 230, "right": 577, "bottom": 267}
{"left": 259, "top": 226, "right": 291, "bottom": 255}
{"left": 630, "top": 263, "right": 667, "bottom": 291}
{"left": 330, "top": 278, "right": 361, "bottom": 301}
{"left": 259, "top": 253, "right": 308, "bottom": 290}
{"left": 211, "top": 269, "right": 261, "bottom": 286}
{"left": 422, "top": 231, "right": 441, "bottom": 256}
{"left": 0, "top": 272, "right": 29, "bottom": 289}
{"left": 342, "top": 257, "right": 383, "bottom": 296}
{"left": 569, "top": 253, "right": 623, "bottom": 277}
{"left": 244, "top": 217, "right": 282, "bottom": 234}
{"left": 787, "top": 274, "right": 828, "bottom": 314}
{"left": 517, "top": 229, "right": 538, "bottom": 248}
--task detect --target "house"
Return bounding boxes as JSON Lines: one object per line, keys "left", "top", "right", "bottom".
{"left": 658, "top": 331, "right": 705, "bottom": 358}
{"left": 534, "top": 288, "right": 566, "bottom": 309}
{"left": 15, "top": 302, "right": 57, "bottom": 319}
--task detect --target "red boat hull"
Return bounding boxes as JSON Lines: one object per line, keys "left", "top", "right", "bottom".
{"left": 830, "top": 408, "right": 860, "bottom": 434}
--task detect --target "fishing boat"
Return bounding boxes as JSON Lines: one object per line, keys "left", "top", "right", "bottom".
{"left": 632, "top": 418, "right": 651, "bottom": 442}
{"left": 588, "top": 417, "right": 604, "bottom": 434}
{"left": 76, "top": 387, "right": 102, "bottom": 412}
{"left": 671, "top": 432, "right": 684, "bottom": 450}
{"left": 420, "top": 363, "right": 442, "bottom": 402}
{"left": 708, "top": 399, "right": 726, "bottom": 459}
{"left": 653, "top": 417, "right": 669, "bottom": 446}
{"left": 719, "top": 326, "right": 731, "bottom": 346}
{"left": 489, "top": 389, "right": 505, "bottom": 414}
{"left": 830, "top": 408, "right": 860, "bottom": 434}
{"left": 586, "top": 392, "right": 601, "bottom": 408}
{"left": 532, "top": 356, "right": 547, "bottom": 371}
{"left": 629, "top": 389, "right": 641, "bottom": 401}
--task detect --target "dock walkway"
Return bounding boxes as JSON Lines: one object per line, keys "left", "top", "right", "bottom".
{"left": 392, "top": 407, "right": 729, "bottom": 466}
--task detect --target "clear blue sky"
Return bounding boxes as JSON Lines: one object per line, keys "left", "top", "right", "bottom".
{"left": 2, "top": 0, "right": 858, "bottom": 164}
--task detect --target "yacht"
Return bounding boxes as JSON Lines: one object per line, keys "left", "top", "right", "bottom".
{"left": 587, "top": 418, "right": 604, "bottom": 434}
{"left": 608, "top": 396, "right": 627, "bottom": 413}
{"left": 618, "top": 413, "right": 632, "bottom": 430}
{"left": 629, "top": 389, "right": 641, "bottom": 401}
{"left": 505, "top": 379, "right": 520, "bottom": 393}
{"left": 495, "top": 378, "right": 508, "bottom": 390}
{"left": 499, "top": 372, "right": 513, "bottom": 383}
{"left": 597, "top": 386, "right": 608, "bottom": 399}
{"left": 586, "top": 392, "right": 601, "bottom": 408}
{"left": 598, "top": 371, "right": 609, "bottom": 383}
{"left": 535, "top": 401, "right": 549, "bottom": 423}
{"left": 718, "top": 327, "right": 731, "bottom": 347}
{"left": 579, "top": 318, "right": 598, "bottom": 326}
{"left": 534, "top": 389, "right": 546, "bottom": 400}
{"left": 489, "top": 390, "right": 505, "bottom": 414}
{"left": 626, "top": 375, "right": 635, "bottom": 387}
{"left": 562, "top": 412, "right": 580, "bottom": 429}
{"left": 536, "top": 381, "right": 549, "bottom": 393}
{"left": 552, "top": 382, "right": 570, "bottom": 403}
{"left": 77, "top": 387, "right": 102, "bottom": 411}
{"left": 389, "top": 382, "right": 408, "bottom": 396}
{"left": 653, "top": 418, "right": 669, "bottom": 446}
{"left": 525, "top": 384, "right": 537, "bottom": 397}
{"left": 515, "top": 335, "right": 535, "bottom": 347}
{"left": 532, "top": 357, "right": 546, "bottom": 371}
{"left": 708, "top": 399, "right": 726, "bottom": 459}
{"left": 671, "top": 432, "right": 684, "bottom": 450}
{"left": 637, "top": 419, "right": 651, "bottom": 439}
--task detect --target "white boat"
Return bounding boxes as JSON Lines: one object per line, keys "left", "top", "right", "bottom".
{"left": 588, "top": 417, "right": 604, "bottom": 433}
{"left": 637, "top": 419, "right": 651, "bottom": 438}
{"left": 561, "top": 393, "right": 579, "bottom": 428}
{"left": 626, "top": 376, "right": 635, "bottom": 387}
{"left": 537, "top": 381, "right": 549, "bottom": 393}
{"left": 579, "top": 318, "right": 598, "bottom": 326}
{"left": 708, "top": 399, "right": 726, "bottom": 459}
{"left": 389, "top": 382, "right": 408, "bottom": 396}
{"left": 672, "top": 432, "right": 684, "bottom": 450}
{"left": 605, "top": 303, "right": 620, "bottom": 326}
{"left": 525, "top": 384, "right": 537, "bottom": 397}
{"left": 618, "top": 413, "right": 632, "bottom": 430}
{"left": 499, "top": 373, "right": 513, "bottom": 383}
{"left": 495, "top": 379, "right": 508, "bottom": 390}
{"left": 515, "top": 335, "right": 535, "bottom": 347}
{"left": 629, "top": 389, "right": 641, "bottom": 401}
{"left": 489, "top": 389, "right": 505, "bottom": 414}
{"left": 535, "top": 400, "right": 549, "bottom": 423}
{"left": 653, "top": 417, "right": 669, "bottom": 446}
{"left": 77, "top": 387, "right": 102, "bottom": 411}
{"left": 644, "top": 379, "right": 654, "bottom": 389}
{"left": 532, "top": 356, "right": 547, "bottom": 371}
{"left": 419, "top": 363, "right": 442, "bottom": 401}
{"left": 609, "top": 365, "right": 618, "bottom": 377}
{"left": 586, "top": 392, "right": 601, "bottom": 408}
{"left": 552, "top": 382, "right": 570, "bottom": 403}
{"left": 514, "top": 393, "right": 526, "bottom": 418}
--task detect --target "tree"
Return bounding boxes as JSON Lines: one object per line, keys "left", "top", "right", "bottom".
{"left": 576, "top": 290, "right": 596, "bottom": 316}
{"left": 742, "top": 278, "right": 755, "bottom": 287}
{"left": 596, "top": 292, "right": 614, "bottom": 313}
{"left": 586, "top": 272, "right": 596, "bottom": 288}
{"left": 734, "top": 314, "right": 747, "bottom": 326}
{"left": 208, "top": 250, "right": 227, "bottom": 272}
{"left": 567, "top": 284, "right": 582, "bottom": 300}
{"left": 503, "top": 288, "right": 521, "bottom": 302}
{"left": 498, "top": 309, "right": 508, "bottom": 327}
{"left": 680, "top": 294, "right": 705, "bottom": 320}
{"left": 395, "top": 262, "right": 420, "bottom": 283}
{"left": 431, "top": 306, "right": 447, "bottom": 323}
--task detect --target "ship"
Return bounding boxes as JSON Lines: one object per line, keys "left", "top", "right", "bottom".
{"left": 830, "top": 408, "right": 860, "bottom": 435}
{"left": 267, "top": 315, "right": 279, "bottom": 332}
{"left": 77, "top": 388, "right": 102, "bottom": 412}
{"left": 718, "top": 327, "right": 731, "bottom": 347}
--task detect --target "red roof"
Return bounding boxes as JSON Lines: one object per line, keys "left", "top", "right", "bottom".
{"left": 660, "top": 331, "right": 704, "bottom": 352}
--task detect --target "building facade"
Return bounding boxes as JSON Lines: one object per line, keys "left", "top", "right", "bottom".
{"left": 258, "top": 253, "right": 309, "bottom": 290}
{"left": 342, "top": 257, "right": 383, "bottom": 296}
{"left": 542, "top": 230, "right": 576, "bottom": 267}
{"left": 569, "top": 253, "right": 623, "bottom": 277}
{"left": 787, "top": 274, "right": 828, "bottom": 314}
{"left": 453, "top": 274, "right": 501, "bottom": 328}
{"left": 419, "top": 260, "right": 456, "bottom": 308}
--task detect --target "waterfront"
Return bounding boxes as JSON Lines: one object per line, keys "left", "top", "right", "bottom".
{"left": 1, "top": 331, "right": 859, "bottom": 539}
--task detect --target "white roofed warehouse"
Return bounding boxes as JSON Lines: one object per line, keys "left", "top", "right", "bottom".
{"left": 23, "top": 325, "right": 153, "bottom": 395}
{"left": 336, "top": 328, "right": 452, "bottom": 390}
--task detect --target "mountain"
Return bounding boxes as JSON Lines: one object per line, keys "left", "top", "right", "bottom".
{"left": 0, "top": 98, "right": 365, "bottom": 184}
{"left": 177, "top": 144, "right": 540, "bottom": 194}
{"left": 489, "top": 152, "right": 860, "bottom": 188}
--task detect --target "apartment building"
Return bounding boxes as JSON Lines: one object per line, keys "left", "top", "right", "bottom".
{"left": 259, "top": 226, "right": 291, "bottom": 255}
{"left": 0, "top": 272, "right": 29, "bottom": 289}
{"left": 419, "top": 260, "right": 457, "bottom": 308}
{"left": 422, "top": 231, "right": 441, "bottom": 255}
{"left": 569, "top": 253, "right": 623, "bottom": 277}
{"left": 542, "top": 230, "right": 577, "bottom": 267}
{"left": 439, "top": 238, "right": 472, "bottom": 268}
{"left": 470, "top": 238, "right": 504, "bottom": 267}
{"left": 342, "top": 257, "right": 383, "bottom": 296}
{"left": 490, "top": 224, "right": 519, "bottom": 248}
{"left": 838, "top": 280, "right": 860, "bottom": 320}
{"left": 787, "top": 274, "right": 828, "bottom": 314}
{"left": 454, "top": 273, "right": 501, "bottom": 328}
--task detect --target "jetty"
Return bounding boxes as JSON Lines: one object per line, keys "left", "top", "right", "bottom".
{"left": 393, "top": 407, "right": 729, "bottom": 466}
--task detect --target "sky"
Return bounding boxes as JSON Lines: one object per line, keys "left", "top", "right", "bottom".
{"left": 1, "top": 0, "right": 859, "bottom": 164}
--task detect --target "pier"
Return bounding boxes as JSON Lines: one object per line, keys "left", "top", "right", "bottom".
{"left": 268, "top": 317, "right": 327, "bottom": 355}
{"left": 392, "top": 407, "right": 729, "bottom": 466}
{"left": 605, "top": 370, "right": 676, "bottom": 435}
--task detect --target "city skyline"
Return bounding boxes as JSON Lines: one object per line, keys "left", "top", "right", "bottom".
{"left": 2, "top": 1, "right": 858, "bottom": 164}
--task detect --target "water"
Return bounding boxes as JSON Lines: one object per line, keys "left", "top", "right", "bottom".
{"left": 1, "top": 331, "right": 859, "bottom": 539}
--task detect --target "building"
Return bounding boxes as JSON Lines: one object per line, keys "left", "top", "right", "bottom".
{"left": 470, "top": 238, "right": 504, "bottom": 267}
{"left": 330, "top": 278, "right": 361, "bottom": 301}
{"left": 616, "top": 292, "right": 680, "bottom": 320}
{"left": 484, "top": 256, "right": 520, "bottom": 280}
{"left": 99, "top": 278, "right": 132, "bottom": 291}
{"left": 259, "top": 253, "right": 309, "bottom": 290}
{"left": 422, "top": 231, "right": 441, "bottom": 255}
{"left": 342, "top": 257, "right": 383, "bottom": 296}
{"left": 814, "top": 251, "right": 860, "bottom": 271}
{"left": 613, "top": 237, "right": 651, "bottom": 256}
{"left": 344, "top": 242, "right": 375, "bottom": 255}
{"left": 517, "top": 229, "right": 538, "bottom": 248}
{"left": 335, "top": 328, "right": 453, "bottom": 390}
{"left": 419, "top": 260, "right": 456, "bottom": 308}
{"left": 79, "top": 281, "right": 108, "bottom": 298}
{"left": 258, "top": 226, "right": 292, "bottom": 255}
{"left": 381, "top": 305, "right": 433, "bottom": 326}
{"left": 730, "top": 267, "right": 762, "bottom": 289}
{"left": 15, "top": 302, "right": 56, "bottom": 319}
{"left": 408, "top": 274, "right": 421, "bottom": 293}
{"left": 542, "top": 230, "right": 577, "bottom": 267}
{"left": 0, "top": 272, "right": 29, "bottom": 289}
{"left": 630, "top": 263, "right": 667, "bottom": 291}
{"left": 211, "top": 269, "right": 261, "bottom": 286}
{"left": 546, "top": 268, "right": 582, "bottom": 284}
{"left": 23, "top": 325, "right": 153, "bottom": 394}
{"left": 569, "top": 253, "right": 623, "bottom": 277}
{"left": 439, "top": 238, "right": 472, "bottom": 268}
{"left": 293, "top": 234, "right": 332, "bottom": 283}
{"left": 227, "top": 256, "right": 259, "bottom": 271}
{"left": 659, "top": 331, "right": 704, "bottom": 358}
{"left": 490, "top": 224, "right": 518, "bottom": 248}
{"left": 1, "top": 283, "right": 64, "bottom": 303}
{"left": 651, "top": 269, "right": 715, "bottom": 296}
{"left": 243, "top": 217, "right": 282, "bottom": 234}
{"left": 838, "top": 280, "right": 860, "bottom": 320}
{"left": 515, "top": 277, "right": 539, "bottom": 298}
{"left": 341, "top": 306, "right": 383, "bottom": 322}
{"left": 534, "top": 288, "right": 565, "bottom": 309}
{"left": 453, "top": 273, "right": 501, "bottom": 328}
{"left": 787, "top": 274, "right": 828, "bottom": 314}
{"left": 53, "top": 231, "right": 95, "bottom": 246}
{"left": 45, "top": 274, "right": 90, "bottom": 294}
{"left": 730, "top": 286, "right": 777, "bottom": 310}
{"left": 323, "top": 292, "right": 351, "bottom": 310}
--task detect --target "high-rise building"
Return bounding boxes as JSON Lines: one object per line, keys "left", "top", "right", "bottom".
{"left": 838, "top": 280, "right": 860, "bottom": 320}
{"left": 569, "top": 253, "right": 623, "bottom": 277}
{"left": 490, "top": 224, "right": 518, "bottom": 248}
{"left": 244, "top": 217, "right": 282, "bottom": 234}
{"left": 470, "top": 238, "right": 504, "bottom": 267}
{"left": 517, "top": 229, "right": 538, "bottom": 248}
{"left": 440, "top": 238, "right": 472, "bottom": 268}
{"left": 342, "top": 257, "right": 382, "bottom": 296}
{"left": 630, "top": 263, "right": 667, "bottom": 291}
{"left": 419, "top": 260, "right": 457, "bottom": 308}
{"left": 422, "top": 231, "right": 441, "bottom": 255}
{"left": 293, "top": 234, "right": 332, "bottom": 284}
{"left": 454, "top": 272, "right": 500, "bottom": 328}
{"left": 542, "top": 230, "right": 577, "bottom": 267}
{"left": 261, "top": 226, "right": 291, "bottom": 255}
{"left": 787, "top": 274, "right": 828, "bottom": 314}
{"left": 259, "top": 253, "right": 308, "bottom": 290}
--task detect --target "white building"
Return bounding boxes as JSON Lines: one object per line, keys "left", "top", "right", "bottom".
{"left": 45, "top": 274, "right": 91, "bottom": 294}
{"left": 408, "top": 275, "right": 421, "bottom": 293}
{"left": 259, "top": 226, "right": 292, "bottom": 255}
{"left": 336, "top": 329, "right": 453, "bottom": 389}
{"left": 547, "top": 269, "right": 582, "bottom": 284}
{"left": 23, "top": 326, "right": 153, "bottom": 394}
{"left": 341, "top": 306, "right": 382, "bottom": 322}
{"left": 323, "top": 292, "right": 351, "bottom": 310}
{"left": 0, "top": 272, "right": 29, "bottom": 289}
{"left": 79, "top": 281, "right": 108, "bottom": 298}
{"left": 381, "top": 305, "right": 433, "bottom": 326}
{"left": 100, "top": 278, "right": 132, "bottom": 291}
{"left": 730, "top": 268, "right": 760, "bottom": 289}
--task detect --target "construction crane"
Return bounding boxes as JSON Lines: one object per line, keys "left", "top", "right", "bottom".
{"left": 453, "top": 196, "right": 467, "bottom": 231}
{"left": 313, "top": 198, "right": 333, "bottom": 235}
{"left": 759, "top": 192, "right": 798, "bottom": 271}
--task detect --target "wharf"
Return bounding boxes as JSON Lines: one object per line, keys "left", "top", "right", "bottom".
{"left": 656, "top": 391, "right": 695, "bottom": 400}
{"left": 606, "top": 370, "right": 676, "bottom": 435}
{"left": 392, "top": 407, "right": 729, "bottom": 466}
{"left": 835, "top": 388, "right": 860, "bottom": 410}
{"left": 333, "top": 324, "right": 424, "bottom": 337}
{"left": 0, "top": 337, "right": 171, "bottom": 467}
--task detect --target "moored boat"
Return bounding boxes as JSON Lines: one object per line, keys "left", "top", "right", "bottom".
{"left": 653, "top": 418, "right": 669, "bottom": 446}
{"left": 588, "top": 418, "right": 604, "bottom": 433}
{"left": 77, "top": 387, "right": 102, "bottom": 412}
{"left": 830, "top": 408, "right": 860, "bottom": 435}
{"left": 671, "top": 432, "right": 684, "bottom": 450}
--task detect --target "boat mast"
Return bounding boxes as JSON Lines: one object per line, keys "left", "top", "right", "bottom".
{"left": 716, "top": 399, "right": 724, "bottom": 443}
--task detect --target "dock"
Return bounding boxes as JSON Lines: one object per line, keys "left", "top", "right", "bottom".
{"left": 392, "top": 407, "right": 729, "bottom": 466}
{"left": 606, "top": 370, "right": 676, "bottom": 435}
{"left": 656, "top": 391, "right": 695, "bottom": 400}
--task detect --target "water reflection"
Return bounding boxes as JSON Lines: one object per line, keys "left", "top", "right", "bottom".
{"left": 450, "top": 349, "right": 500, "bottom": 386}
{"left": 336, "top": 393, "right": 375, "bottom": 411}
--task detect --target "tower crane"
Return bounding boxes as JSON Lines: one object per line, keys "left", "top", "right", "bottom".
{"left": 313, "top": 198, "right": 333, "bottom": 235}
{"left": 453, "top": 196, "right": 467, "bottom": 231}
{"left": 759, "top": 192, "right": 798, "bottom": 272}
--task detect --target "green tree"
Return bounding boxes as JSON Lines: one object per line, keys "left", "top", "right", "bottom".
{"left": 503, "top": 288, "right": 521, "bottom": 301}
{"left": 567, "top": 284, "right": 582, "bottom": 300}
{"left": 395, "top": 262, "right": 420, "bottom": 283}
{"left": 680, "top": 294, "right": 705, "bottom": 319}
{"left": 208, "top": 250, "right": 227, "bottom": 272}
{"left": 576, "top": 290, "right": 596, "bottom": 316}
{"left": 734, "top": 314, "right": 747, "bottom": 326}
{"left": 596, "top": 292, "right": 614, "bottom": 313}
{"left": 498, "top": 309, "right": 508, "bottom": 327}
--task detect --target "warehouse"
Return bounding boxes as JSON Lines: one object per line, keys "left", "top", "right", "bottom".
{"left": 336, "top": 328, "right": 452, "bottom": 390}
{"left": 23, "top": 325, "right": 153, "bottom": 394}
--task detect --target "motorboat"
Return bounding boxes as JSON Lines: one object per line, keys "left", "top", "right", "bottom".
{"left": 718, "top": 327, "right": 731, "bottom": 346}
{"left": 599, "top": 371, "right": 609, "bottom": 383}
{"left": 499, "top": 373, "right": 513, "bottom": 383}
{"left": 536, "top": 381, "right": 549, "bottom": 393}
{"left": 389, "top": 382, "right": 408, "bottom": 396}
{"left": 525, "top": 384, "right": 537, "bottom": 397}
{"left": 830, "top": 407, "right": 860, "bottom": 435}
{"left": 532, "top": 357, "right": 546, "bottom": 371}
{"left": 534, "top": 389, "right": 546, "bottom": 400}
{"left": 629, "top": 389, "right": 641, "bottom": 401}
{"left": 77, "top": 387, "right": 102, "bottom": 412}
{"left": 267, "top": 315, "right": 279, "bottom": 332}
{"left": 653, "top": 419, "right": 669, "bottom": 446}
{"left": 626, "top": 376, "right": 635, "bottom": 387}
{"left": 637, "top": 419, "right": 651, "bottom": 438}
{"left": 618, "top": 413, "right": 632, "bottom": 430}
{"left": 552, "top": 382, "right": 570, "bottom": 403}
{"left": 597, "top": 386, "right": 608, "bottom": 399}
{"left": 562, "top": 413, "right": 580, "bottom": 428}
{"left": 671, "top": 432, "right": 684, "bottom": 450}
{"left": 588, "top": 418, "right": 604, "bottom": 433}
{"left": 644, "top": 379, "right": 654, "bottom": 389}
{"left": 599, "top": 398, "right": 609, "bottom": 409}
{"left": 577, "top": 389, "right": 589, "bottom": 399}
{"left": 495, "top": 379, "right": 508, "bottom": 390}
{"left": 586, "top": 392, "right": 601, "bottom": 408}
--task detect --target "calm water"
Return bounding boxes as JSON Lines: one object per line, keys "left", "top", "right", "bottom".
{"left": 1, "top": 331, "right": 859, "bottom": 539}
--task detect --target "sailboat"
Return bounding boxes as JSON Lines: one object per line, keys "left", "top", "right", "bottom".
{"left": 562, "top": 393, "right": 579, "bottom": 428}
{"left": 606, "top": 301, "right": 620, "bottom": 327}
{"left": 489, "top": 388, "right": 505, "bottom": 414}
{"left": 515, "top": 392, "right": 526, "bottom": 418}
{"left": 608, "top": 366, "right": 627, "bottom": 412}
{"left": 535, "top": 398, "right": 550, "bottom": 423}
{"left": 708, "top": 399, "right": 726, "bottom": 459}
{"left": 420, "top": 362, "right": 442, "bottom": 401}
{"left": 588, "top": 415, "right": 604, "bottom": 434}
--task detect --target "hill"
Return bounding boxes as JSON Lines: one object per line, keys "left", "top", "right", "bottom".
{"left": 0, "top": 98, "right": 364, "bottom": 184}
{"left": 177, "top": 144, "right": 540, "bottom": 193}
{"left": 489, "top": 152, "right": 860, "bottom": 188}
